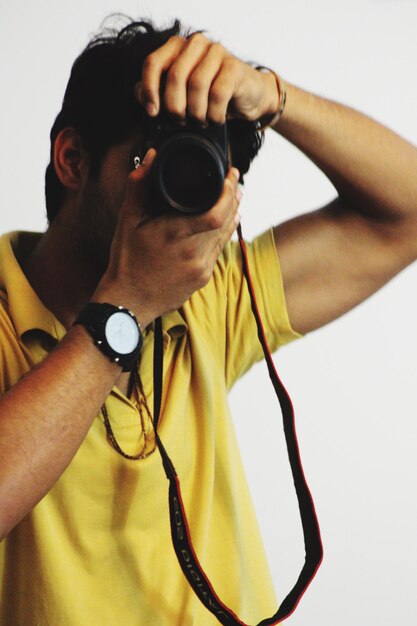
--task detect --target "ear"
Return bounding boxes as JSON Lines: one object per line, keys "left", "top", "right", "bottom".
{"left": 53, "top": 128, "right": 88, "bottom": 191}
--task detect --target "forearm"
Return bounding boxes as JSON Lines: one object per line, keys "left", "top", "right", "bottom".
{"left": 0, "top": 325, "right": 121, "bottom": 539}
{"left": 273, "top": 81, "right": 417, "bottom": 221}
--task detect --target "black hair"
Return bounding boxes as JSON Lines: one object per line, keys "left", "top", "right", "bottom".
{"left": 45, "top": 15, "right": 265, "bottom": 223}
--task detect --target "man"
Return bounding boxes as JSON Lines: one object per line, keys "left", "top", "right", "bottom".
{"left": 0, "top": 16, "right": 416, "bottom": 626}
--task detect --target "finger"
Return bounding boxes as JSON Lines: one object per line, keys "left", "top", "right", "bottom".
{"left": 204, "top": 193, "right": 241, "bottom": 270}
{"left": 186, "top": 42, "right": 226, "bottom": 123}
{"left": 119, "top": 149, "right": 157, "bottom": 222}
{"left": 214, "top": 173, "right": 242, "bottom": 239}
{"left": 213, "top": 202, "right": 241, "bottom": 254}
{"left": 163, "top": 33, "right": 212, "bottom": 120}
{"left": 137, "top": 36, "right": 186, "bottom": 116}
{"left": 207, "top": 57, "right": 240, "bottom": 125}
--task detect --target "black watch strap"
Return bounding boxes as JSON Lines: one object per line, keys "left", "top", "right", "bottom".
{"left": 74, "top": 302, "right": 142, "bottom": 372}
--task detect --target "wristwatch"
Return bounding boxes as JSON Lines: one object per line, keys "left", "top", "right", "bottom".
{"left": 74, "top": 303, "right": 143, "bottom": 372}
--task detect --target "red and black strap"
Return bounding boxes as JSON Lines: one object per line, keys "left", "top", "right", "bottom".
{"left": 152, "top": 225, "right": 323, "bottom": 624}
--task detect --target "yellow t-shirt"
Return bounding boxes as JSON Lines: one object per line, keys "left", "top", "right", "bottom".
{"left": 0, "top": 229, "right": 301, "bottom": 626}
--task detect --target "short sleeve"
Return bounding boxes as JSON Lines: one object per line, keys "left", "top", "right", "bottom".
{"left": 221, "top": 228, "right": 302, "bottom": 389}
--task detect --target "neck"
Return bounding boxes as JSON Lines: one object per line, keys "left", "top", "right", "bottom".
{"left": 22, "top": 211, "right": 105, "bottom": 329}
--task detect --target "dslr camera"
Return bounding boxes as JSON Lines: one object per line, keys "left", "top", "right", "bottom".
{"left": 130, "top": 113, "right": 229, "bottom": 215}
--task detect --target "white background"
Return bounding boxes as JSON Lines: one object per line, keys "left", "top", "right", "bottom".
{"left": 1, "top": 1, "right": 417, "bottom": 624}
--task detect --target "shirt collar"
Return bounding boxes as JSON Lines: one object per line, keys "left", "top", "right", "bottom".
{"left": 159, "top": 306, "right": 187, "bottom": 338}
{"left": 0, "top": 232, "right": 66, "bottom": 341}
{"left": 0, "top": 232, "right": 187, "bottom": 341}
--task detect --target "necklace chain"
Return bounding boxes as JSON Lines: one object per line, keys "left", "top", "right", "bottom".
{"left": 101, "top": 368, "right": 156, "bottom": 460}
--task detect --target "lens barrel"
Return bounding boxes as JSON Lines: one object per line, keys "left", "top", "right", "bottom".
{"left": 130, "top": 116, "right": 229, "bottom": 215}
{"left": 153, "top": 133, "right": 226, "bottom": 214}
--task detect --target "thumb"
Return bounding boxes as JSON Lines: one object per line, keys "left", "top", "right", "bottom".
{"left": 120, "top": 148, "right": 157, "bottom": 220}
{"left": 130, "top": 147, "right": 157, "bottom": 177}
{"left": 141, "top": 147, "right": 156, "bottom": 166}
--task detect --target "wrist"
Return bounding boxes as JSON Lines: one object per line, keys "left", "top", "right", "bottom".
{"left": 91, "top": 282, "right": 156, "bottom": 329}
{"left": 262, "top": 70, "right": 280, "bottom": 118}
{"left": 255, "top": 67, "right": 287, "bottom": 131}
{"left": 74, "top": 303, "right": 143, "bottom": 372}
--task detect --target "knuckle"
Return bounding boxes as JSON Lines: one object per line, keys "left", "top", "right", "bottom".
{"left": 188, "top": 32, "right": 208, "bottom": 45}
{"left": 172, "top": 34, "right": 186, "bottom": 44}
{"left": 210, "top": 42, "right": 225, "bottom": 56}
{"left": 188, "top": 73, "right": 206, "bottom": 94}
{"left": 223, "top": 55, "right": 238, "bottom": 71}
{"left": 143, "top": 54, "right": 157, "bottom": 71}
{"left": 205, "top": 212, "right": 222, "bottom": 230}
{"left": 209, "top": 86, "right": 224, "bottom": 105}
{"left": 189, "top": 258, "right": 204, "bottom": 282}
{"left": 167, "top": 64, "right": 184, "bottom": 85}
{"left": 198, "top": 264, "right": 212, "bottom": 286}
{"left": 166, "top": 222, "right": 182, "bottom": 241}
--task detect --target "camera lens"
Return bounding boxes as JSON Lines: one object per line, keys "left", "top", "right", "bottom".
{"left": 154, "top": 134, "right": 226, "bottom": 214}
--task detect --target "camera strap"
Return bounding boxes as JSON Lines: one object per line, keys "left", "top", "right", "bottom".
{"left": 152, "top": 224, "right": 323, "bottom": 625}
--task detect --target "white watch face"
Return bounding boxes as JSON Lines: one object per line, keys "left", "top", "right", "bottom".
{"left": 105, "top": 311, "right": 140, "bottom": 355}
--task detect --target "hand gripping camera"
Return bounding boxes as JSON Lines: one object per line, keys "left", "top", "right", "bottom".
{"left": 129, "top": 113, "right": 229, "bottom": 215}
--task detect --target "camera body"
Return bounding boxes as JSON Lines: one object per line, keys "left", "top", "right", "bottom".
{"left": 129, "top": 113, "right": 229, "bottom": 215}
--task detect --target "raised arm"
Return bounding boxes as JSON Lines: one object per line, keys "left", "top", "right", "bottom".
{"left": 272, "top": 83, "right": 417, "bottom": 334}
{"left": 136, "top": 33, "right": 417, "bottom": 335}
